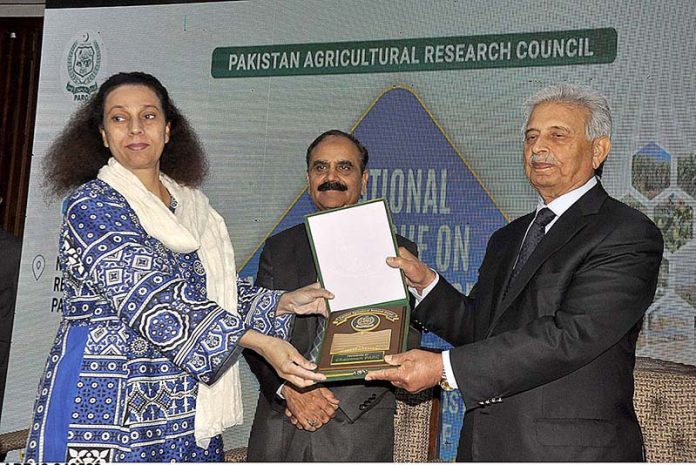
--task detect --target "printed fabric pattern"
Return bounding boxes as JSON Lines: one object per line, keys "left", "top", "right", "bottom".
{"left": 25, "top": 180, "right": 291, "bottom": 463}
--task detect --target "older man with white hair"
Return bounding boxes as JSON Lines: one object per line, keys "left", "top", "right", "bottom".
{"left": 367, "top": 84, "right": 664, "bottom": 461}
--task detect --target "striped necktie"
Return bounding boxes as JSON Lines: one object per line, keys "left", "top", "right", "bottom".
{"left": 308, "top": 317, "right": 327, "bottom": 363}
{"left": 510, "top": 207, "right": 556, "bottom": 281}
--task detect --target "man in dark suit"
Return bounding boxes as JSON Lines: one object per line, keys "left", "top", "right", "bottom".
{"left": 244, "top": 130, "right": 418, "bottom": 461}
{"left": 367, "top": 85, "right": 663, "bottom": 461}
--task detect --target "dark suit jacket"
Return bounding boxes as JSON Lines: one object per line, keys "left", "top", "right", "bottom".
{"left": 414, "top": 183, "right": 663, "bottom": 461}
{"left": 244, "top": 223, "right": 417, "bottom": 461}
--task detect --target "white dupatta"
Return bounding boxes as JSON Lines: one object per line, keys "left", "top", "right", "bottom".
{"left": 98, "top": 157, "right": 243, "bottom": 448}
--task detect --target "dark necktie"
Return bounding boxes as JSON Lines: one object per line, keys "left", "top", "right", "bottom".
{"left": 308, "top": 317, "right": 327, "bottom": 363}
{"left": 509, "top": 207, "right": 556, "bottom": 282}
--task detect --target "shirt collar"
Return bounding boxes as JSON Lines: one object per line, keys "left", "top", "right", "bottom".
{"left": 536, "top": 176, "right": 598, "bottom": 218}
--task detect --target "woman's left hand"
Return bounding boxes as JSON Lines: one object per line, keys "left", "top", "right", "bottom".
{"left": 241, "top": 331, "right": 327, "bottom": 387}
{"left": 277, "top": 282, "right": 333, "bottom": 317}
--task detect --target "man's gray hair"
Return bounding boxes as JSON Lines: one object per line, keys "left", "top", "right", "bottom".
{"left": 524, "top": 84, "right": 612, "bottom": 140}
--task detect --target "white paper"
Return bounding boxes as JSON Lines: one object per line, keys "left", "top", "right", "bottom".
{"left": 306, "top": 201, "right": 407, "bottom": 312}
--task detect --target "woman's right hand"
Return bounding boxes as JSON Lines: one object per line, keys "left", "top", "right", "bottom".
{"left": 277, "top": 282, "right": 333, "bottom": 317}
{"left": 240, "top": 330, "right": 326, "bottom": 387}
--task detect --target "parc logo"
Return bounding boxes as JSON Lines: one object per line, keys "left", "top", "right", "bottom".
{"left": 61, "top": 31, "right": 106, "bottom": 101}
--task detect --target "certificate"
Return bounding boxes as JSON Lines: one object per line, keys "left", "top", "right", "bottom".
{"left": 305, "top": 199, "right": 411, "bottom": 380}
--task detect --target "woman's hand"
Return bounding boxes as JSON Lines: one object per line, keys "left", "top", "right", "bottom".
{"left": 240, "top": 330, "right": 327, "bottom": 387}
{"left": 277, "top": 282, "right": 333, "bottom": 317}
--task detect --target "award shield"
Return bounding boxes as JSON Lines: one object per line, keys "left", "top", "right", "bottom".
{"left": 304, "top": 199, "right": 410, "bottom": 380}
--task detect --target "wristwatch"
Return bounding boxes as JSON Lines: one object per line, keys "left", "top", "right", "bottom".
{"left": 439, "top": 366, "right": 454, "bottom": 392}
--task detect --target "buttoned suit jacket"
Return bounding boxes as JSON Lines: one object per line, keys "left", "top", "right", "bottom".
{"left": 413, "top": 183, "right": 663, "bottom": 461}
{"left": 245, "top": 223, "right": 418, "bottom": 461}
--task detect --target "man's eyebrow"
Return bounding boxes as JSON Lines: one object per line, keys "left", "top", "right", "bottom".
{"left": 311, "top": 158, "right": 355, "bottom": 165}
{"left": 548, "top": 125, "right": 571, "bottom": 132}
{"left": 525, "top": 125, "right": 571, "bottom": 134}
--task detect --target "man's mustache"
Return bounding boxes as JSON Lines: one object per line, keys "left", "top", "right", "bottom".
{"left": 318, "top": 181, "right": 348, "bottom": 192}
{"left": 530, "top": 153, "right": 558, "bottom": 165}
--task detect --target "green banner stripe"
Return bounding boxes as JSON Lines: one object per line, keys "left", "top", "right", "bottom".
{"left": 211, "top": 28, "right": 616, "bottom": 78}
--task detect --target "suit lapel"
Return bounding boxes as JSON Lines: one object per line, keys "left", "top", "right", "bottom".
{"left": 489, "top": 216, "right": 530, "bottom": 322}
{"left": 289, "top": 224, "right": 321, "bottom": 353}
{"left": 293, "top": 224, "right": 318, "bottom": 287}
{"left": 486, "top": 184, "right": 608, "bottom": 337}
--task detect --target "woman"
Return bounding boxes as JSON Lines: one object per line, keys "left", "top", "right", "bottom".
{"left": 27, "top": 72, "right": 331, "bottom": 462}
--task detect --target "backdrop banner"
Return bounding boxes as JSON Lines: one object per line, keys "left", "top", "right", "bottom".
{"left": 6, "top": 1, "right": 695, "bottom": 460}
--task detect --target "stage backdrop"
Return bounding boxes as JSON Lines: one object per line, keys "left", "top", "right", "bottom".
{"left": 4, "top": 0, "right": 695, "bottom": 460}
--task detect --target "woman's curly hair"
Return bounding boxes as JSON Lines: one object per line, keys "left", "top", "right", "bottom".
{"left": 43, "top": 71, "right": 209, "bottom": 198}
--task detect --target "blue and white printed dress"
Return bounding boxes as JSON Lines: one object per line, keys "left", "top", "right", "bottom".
{"left": 26, "top": 179, "right": 291, "bottom": 463}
